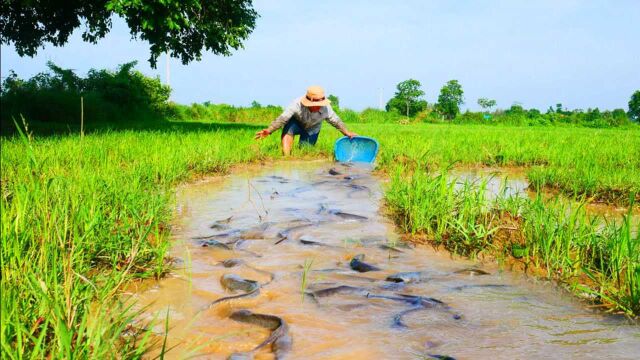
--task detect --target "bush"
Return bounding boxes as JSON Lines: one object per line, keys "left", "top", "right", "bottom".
{"left": 1, "top": 61, "right": 171, "bottom": 128}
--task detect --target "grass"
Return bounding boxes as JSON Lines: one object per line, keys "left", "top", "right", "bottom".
{"left": 300, "top": 258, "right": 315, "bottom": 302}
{"left": 385, "top": 165, "right": 639, "bottom": 316}
{"left": 1, "top": 119, "right": 639, "bottom": 357}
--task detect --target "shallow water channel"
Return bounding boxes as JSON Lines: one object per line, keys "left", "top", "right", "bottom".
{"left": 131, "top": 161, "right": 639, "bottom": 359}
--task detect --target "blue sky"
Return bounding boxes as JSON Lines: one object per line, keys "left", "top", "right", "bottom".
{"left": 1, "top": 0, "right": 639, "bottom": 111}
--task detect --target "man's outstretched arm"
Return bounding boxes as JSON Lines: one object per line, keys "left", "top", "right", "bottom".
{"left": 255, "top": 100, "right": 299, "bottom": 139}
{"left": 326, "top": 105, "right": 357, "bottom": 138}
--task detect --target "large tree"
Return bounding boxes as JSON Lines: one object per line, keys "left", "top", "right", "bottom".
{"left": 385, "top": 79, "right": 427, "bottom": 117}
{"left": 629, "top": 90, "right": 640, "bottom": 122}
{"left": 436, "top": 80, "right": 464, "bottom": 120}
{"left": 0, "top": 0, "right": 258, "bottom": 67}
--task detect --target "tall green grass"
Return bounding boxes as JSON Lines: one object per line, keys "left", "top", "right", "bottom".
{"left": 385, "top": 166, "right": 640, "bottom": 315}
{"left": 0, "top": 123, "right": 331, "bottom": 358}
{"left": 2, "top": 120, "right": 639, "bottom": 357}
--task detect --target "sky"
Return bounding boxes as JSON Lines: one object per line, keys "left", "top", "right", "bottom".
{"left": 1, "top": 0, "right": 639, "bottom": 111}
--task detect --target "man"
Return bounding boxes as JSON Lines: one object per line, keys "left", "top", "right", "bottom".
{"left": 254, "top": 85, "right": 357, "bottom": 155}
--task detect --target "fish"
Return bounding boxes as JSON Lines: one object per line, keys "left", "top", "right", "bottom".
{"left": 199, "top": 239, "right": 232, "bottom": 250}
{"left": 385, "top": 271, "right": 430, "bottom": 283}
{"left": 328, "top": 168, "right": 342, "bottom": 175}
{"left": 210, "top": 216, "right": 233, "bottom": 230}
{"left": 299, "top": 237, "right": 333, "bottom": 247}
{"left": 219, "top": 260, "right": 275, "bottom": 284}
{"left": 330, "top": 210, "right": 368, "bottom": 221}
{"left": 379, "top": 244, "right": 405, "bottom": 253}
{"left": 379, "top": 282, "right": 407, "bottom": 291}
{"left": 228, "top": 310, "right": 292, "bottom": 360}
{"left": 201, "top": 274, "right": 261, "bottom": 310}
{"left": 347, "top": 184, "right": 369, "bottom": 191}
{"left": 193, "top": 229, "right": 241, "bottom": 240}
{"left": 274, "top": 222, "right": 316, "bottom": 244}
{"left": 306, "top": 285, "right": 365, "bottom": 300}
{"left": 221, "top": 274, "right": 260, "bottom": 293}
{"left": 266, "top": 175, "right": 290, "bottom": 183}
{"left": 349, "top": 254, "right": 380, "bottom": 272}
{"left": 427, "top": 355, "right": 457, "bottom": 360}
{"left": 201, "top": 275, "right": 260, "bottom": 311}
{"left": 221, "top": 258, "right": 244, "bottom": 268}
{"left": 453, "top": 268, "right": 490, "bottom": 276}
{"left": 452, "top": 284, "right": 509, "bottom": 291}
{"left": 366, "top": 293, "right": 462, "bottom": 322}
{"left": 392, "top": 306, "right": 426, "bottom": 328}
{"left": 239, "top": 223, "right": 271, "bottom": 239}
{"left": 366, "top": 293, "right": 443, "bottom": 307}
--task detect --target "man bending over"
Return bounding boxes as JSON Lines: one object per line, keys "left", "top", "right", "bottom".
{"left": 254, "top": 85, "right": 357, "bottom": 155}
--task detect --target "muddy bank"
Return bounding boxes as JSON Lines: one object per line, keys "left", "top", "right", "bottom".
{"left": 129, "top": 161, "right": 639, "bottom": 359}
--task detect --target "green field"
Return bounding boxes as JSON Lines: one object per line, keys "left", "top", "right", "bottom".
{"left": 2, "top": 120, "right": 639, "bottom": 357}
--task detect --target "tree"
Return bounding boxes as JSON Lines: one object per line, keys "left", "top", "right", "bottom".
{"left": 628, "top": 90, "right": 640, "bottom": 122}
{"left": 328, "top": 94, "right": 340, "bottom": 110}
{"left": 385, "top": 79, "right": 427, "bottom": 117}
{"left": 477, "top": 98, "right": 496, "bottom": 112}
{"left": 436, "top": 80, "right": 464, "bottom": 120}
{"left": 251, "top": 100, "right": 261, "bottom": 108}
{"left": 0, "top": 0, "right": 258, "bottom": 68}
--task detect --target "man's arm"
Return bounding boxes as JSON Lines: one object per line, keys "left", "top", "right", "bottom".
{"left": 255, "top": 100, "right": 299, "bottom": 139}
{"left": 326, "top": 105, "right": 357, "bottom": 138}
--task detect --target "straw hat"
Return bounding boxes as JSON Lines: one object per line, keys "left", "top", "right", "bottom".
{"left": 300, "top": 85, "right": 330, "bottom": 107}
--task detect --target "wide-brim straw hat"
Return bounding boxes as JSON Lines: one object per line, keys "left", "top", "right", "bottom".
{"left": 300, "top": 85, "right": 330, "bottom": 107}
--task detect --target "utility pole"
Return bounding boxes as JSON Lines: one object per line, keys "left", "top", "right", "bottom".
{"left": 379, "top": 87, "right": 383, "bottom": 109}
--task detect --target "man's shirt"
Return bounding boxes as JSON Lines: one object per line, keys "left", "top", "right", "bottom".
{"left": 266, "top": 97, "right": 347, "bottom": 135}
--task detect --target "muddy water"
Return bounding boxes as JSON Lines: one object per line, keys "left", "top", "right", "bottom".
{"left": 131, "top": 161, "right": 639, "bottom": 359}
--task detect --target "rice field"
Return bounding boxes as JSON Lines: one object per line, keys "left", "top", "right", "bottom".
{"left": 1, "top": 120, "right": 639, "bottom": 357}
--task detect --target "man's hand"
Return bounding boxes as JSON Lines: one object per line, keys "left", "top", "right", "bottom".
{"left": 343, "top": 131, "right": 357, "bottom": 139}
{"left": 254, "top": 129, "right": 270, "bottom": 140}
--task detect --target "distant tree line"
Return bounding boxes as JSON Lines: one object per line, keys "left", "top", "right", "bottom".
{"left": 384, "top": 78, "right": 638, "bottom": 127}
{"left": 1, "top": 63, "right": 638, "bottom": 131}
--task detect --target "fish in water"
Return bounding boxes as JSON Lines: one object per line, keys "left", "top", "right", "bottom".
{"left": 221, "top": 258, "right": 244, "bottom": 268}
{"left": 306, "top": 285, "right": 365, "bottom": 301}
{"left": 274, "top": 222, "right": 316, "bottom": 244}
{"left": 454, "top": 268, "right": 490, "bottom": 276}
{"left": 228, "top": 310, "right": 292, "bottom": 360}
{"left": 427, "top": 355, "right": 457, "bottom": 360}
{"left": 199, "top": 239, "right": 232, "bottom": 250}
{"left": 328, "top": 168, "right": 342, "bottom": 176}
{"left": 239, "top": 223, "right": 271, "bottom": 240}
{"left": 210, "top": 216, "right": 233, "bottom": 230}
{"left": 299, "top": 236, "right": 334, "bottom": 247}
{"left": 386, "top": 271, "right": 430, "bottom": 284}
{"left": 201, "top": 274, "right": 261, "bottom": 311}
{"left": 193, "top": 229, "right": 241, "bottom": 240}
{"left": 379, "top": 244, "right": 405, "bottom": 253}
{"left": 379, "top": 282, "right": 407, "bottom": 291}
{"left": 221, "top": 274, "right": 260, "bottom": 293}
{"left": 346, "top": 184, "right": 369, "bottom": 193}
{"left": 329, "top": 210, "right": 368, "bottom": 221}
{"left": 350, "top": 254, "right": 381, "bottom": 272}
{"left": 366, "top": 293, "right": 462, "bottom": 324}
{"left": 451, "top": 284, "right": 510, "bottom": 291}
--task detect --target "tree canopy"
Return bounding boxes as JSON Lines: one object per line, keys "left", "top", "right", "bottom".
{"left": 0, "top": 0, "right": 258, "bottom": 67}
{"left": 477, "top": 97, "right": 497, "bottom": 111}
{"left": 328, "top": 94, "right": 340, "bottom": 110}
{"left": 436, "top": 80, "right": 464, "bottom": 119}
{"left": 385, "top": 79, "right": 428, "bottom": 117}
{"left": 628, "top": 90, "right": 640, "bottom": 122}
